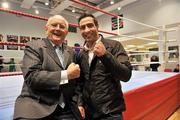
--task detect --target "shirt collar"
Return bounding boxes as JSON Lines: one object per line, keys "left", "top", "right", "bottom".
{"left": 50, "top": 41, "right": 63, "bottom": 50}
{"left": 84, "top": 35, "right": 102, "bottom": 51}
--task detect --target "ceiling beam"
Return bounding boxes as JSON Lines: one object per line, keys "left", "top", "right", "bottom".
{"left": 93, "top": 0, "right": 137, "bottom": 17}
{"left": 20, "top": 0, "right": 36, "bottom": 9}
{"left": 49, "top": 0, "right": 73, "bottom": 15}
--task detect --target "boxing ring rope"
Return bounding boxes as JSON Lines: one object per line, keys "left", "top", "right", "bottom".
{"left": 0, "top": 41, "right": 26, "bottom": 46}
{"left": 128, "top": 50, "right": 178, "bottom": 56}
{"left": 115, "top": 34, "right": 164, "bottom": 42}
{"left": 0, "top": 40, "right": 177, "bottom": 77}
{"left": 0, "top": 7, "right": 171, "bottom": 65}
{"left": 0, "top": 72, "right": 22, "bottom": 77}
{"left": 0, "top": 6, "right": 167, "bottom": 52}
{"left": 0, "top": 7, "right": 163, "bottom": 42}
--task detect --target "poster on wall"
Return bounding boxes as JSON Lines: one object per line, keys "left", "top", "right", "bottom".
{"left": 0, "top": 34, "right": 4, "bottom": 49}
{"left": 20, "top": 36, "right": 30, "bottom": 50}
{"left": 111, "top": 14, "right": 123, "bottom": 30}
{"left": 7, "top": 35, "right": 18, "bottom": 50}
{"left": 168, "top": 46, "right": 179, "bottom": 60}
{"left": 31, "top": 37, "right": 41, "bottom": 41}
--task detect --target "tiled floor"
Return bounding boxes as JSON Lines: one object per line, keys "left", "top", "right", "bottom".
{"left": 168, "top": 107, "right": 180, "bottom": 120}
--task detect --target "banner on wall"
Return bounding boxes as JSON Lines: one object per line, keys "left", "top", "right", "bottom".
{"left": 111, "top": 14, "right": 123, "bottom": 30}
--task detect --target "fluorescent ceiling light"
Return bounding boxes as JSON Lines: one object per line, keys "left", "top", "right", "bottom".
{"left": 2, "top": 2, "right": 9, "bottom": 8}
{"left": 117, "top": 7, "right": 121, "bottom": 10}
{"left": 35, "top": 9, "right": 39, "bottom": 14}
{"left": 72, "top": 8, "right": 75, "bottom": 13}
{"left": 45, "top": 0, "right": 49, "bottom": 5}
{"left": 110, "top": 1, "right": 114, "bottom": 5}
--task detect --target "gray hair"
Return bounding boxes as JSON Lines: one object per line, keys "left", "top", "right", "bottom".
{"left": 46, "top": 15, "right": 69, "bottom": 29}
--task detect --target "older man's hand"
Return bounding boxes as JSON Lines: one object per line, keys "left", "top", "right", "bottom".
{"left": 67, "top": 63, "right": 80, "bottom": 80}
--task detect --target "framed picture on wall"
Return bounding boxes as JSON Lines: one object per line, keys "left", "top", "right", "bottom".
{"left": 20, "top": 36, "right": 30, "bottom": 50}
{"left": 7, "top": 35, "right": 18, "bottom": 50}
{"left": 42, "top": 38, "right": 46, "bottom": 41}
{"left": 168, "top": 46, "right": 179, "bottom": 60}
{"left": 31, "top": 37, "right": 41, "bottom": 41}
{"left": 0, "top": 34, "right": 4, "bottom": 50}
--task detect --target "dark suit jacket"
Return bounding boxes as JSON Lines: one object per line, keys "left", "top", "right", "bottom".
{"left": 13, "top": 39, "right": 81, "bottom": 120}
{"left": 78, "top": 35, "right": 132, "bottom": 119}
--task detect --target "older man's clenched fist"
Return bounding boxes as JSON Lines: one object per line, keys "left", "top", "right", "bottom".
{"left": 67, "top": 63, "right": 80, "bottom": 80}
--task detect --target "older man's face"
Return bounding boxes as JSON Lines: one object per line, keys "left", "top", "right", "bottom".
{"left": 45, "top": 16, "right": 68, "bottom": 45}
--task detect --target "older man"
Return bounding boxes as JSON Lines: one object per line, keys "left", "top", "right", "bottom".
{"left": 13, "top": 15, "right": 82, "bottom": 120}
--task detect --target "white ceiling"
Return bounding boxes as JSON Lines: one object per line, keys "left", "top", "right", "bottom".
{"left": 17, "top": 0, "right": 139, "bottom": 17}
{"left": 2, "top": 0, "right": 160, "bottom": 50}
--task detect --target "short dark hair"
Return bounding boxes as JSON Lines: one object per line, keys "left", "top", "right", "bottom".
{"left": 78, "top": 13, "right": 99, "bottom": 27}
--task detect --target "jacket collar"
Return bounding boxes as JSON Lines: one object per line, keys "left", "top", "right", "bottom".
{"left": 83, "top": 34, "right": 102, "bottom": 51}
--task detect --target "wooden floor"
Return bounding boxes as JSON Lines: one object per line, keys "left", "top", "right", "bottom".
{"left": 168, "top": 107, "right": 180, "bottom": 120}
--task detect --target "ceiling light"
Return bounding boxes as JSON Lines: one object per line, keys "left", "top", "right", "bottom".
{"left": 72, "top": 8, "right": 75, "bottom": 13}
{"left": 45, "top": 0, "right": 49, "bottom": 6}
{"left": 2, "top": 2, "right": 9, "bottom": 8}
{"left": 117, "top": 6, "right": 122, "bottom": 11}
{"left": 45, "top": 2, "right": 49, "bottom": 6}
{"left": 110, "top": 1, "right": 114, "bottom": 5}
{"left": 35, "top": 9, "right": 39, "bottom": 14}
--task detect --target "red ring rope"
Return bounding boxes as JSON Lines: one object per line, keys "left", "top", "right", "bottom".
{"left": 0, "top": 42, "right": 26, "bottom": 46}
{"left": 0, "top": 72, "right": 22, "bottom": 77}
{"left": 0, "top": 8, "right": 117, "bottom": 36}
{"left": 0, "top": 41, "right": 84, "bottom": 49}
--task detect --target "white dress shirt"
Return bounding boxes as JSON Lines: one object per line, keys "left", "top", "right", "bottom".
{"left": 84, "top": 36, "right": 102, "bottom": 65}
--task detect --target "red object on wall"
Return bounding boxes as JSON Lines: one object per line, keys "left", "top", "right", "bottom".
{"left": 164, "top": 69, "right": 173, "bottom": 72}
{"left": 123, "top": 74, "right": 180, "bottom": 120}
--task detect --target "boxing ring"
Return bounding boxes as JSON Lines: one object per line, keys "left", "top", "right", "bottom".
{"left": 0, "top": 71, "right": 179, "bottom": 120}
{"left": 0, "top": 0, "right": 180, "bottom": 120}
{"left": 122, "top": 71, "right": 180, "bottom": 120}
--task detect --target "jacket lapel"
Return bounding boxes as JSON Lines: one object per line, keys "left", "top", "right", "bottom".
{"left": 63, "top": 46, "right": 71, "bottom": 69}
{"left": 44, "top": 39, "right": 63, "bottom": 68}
